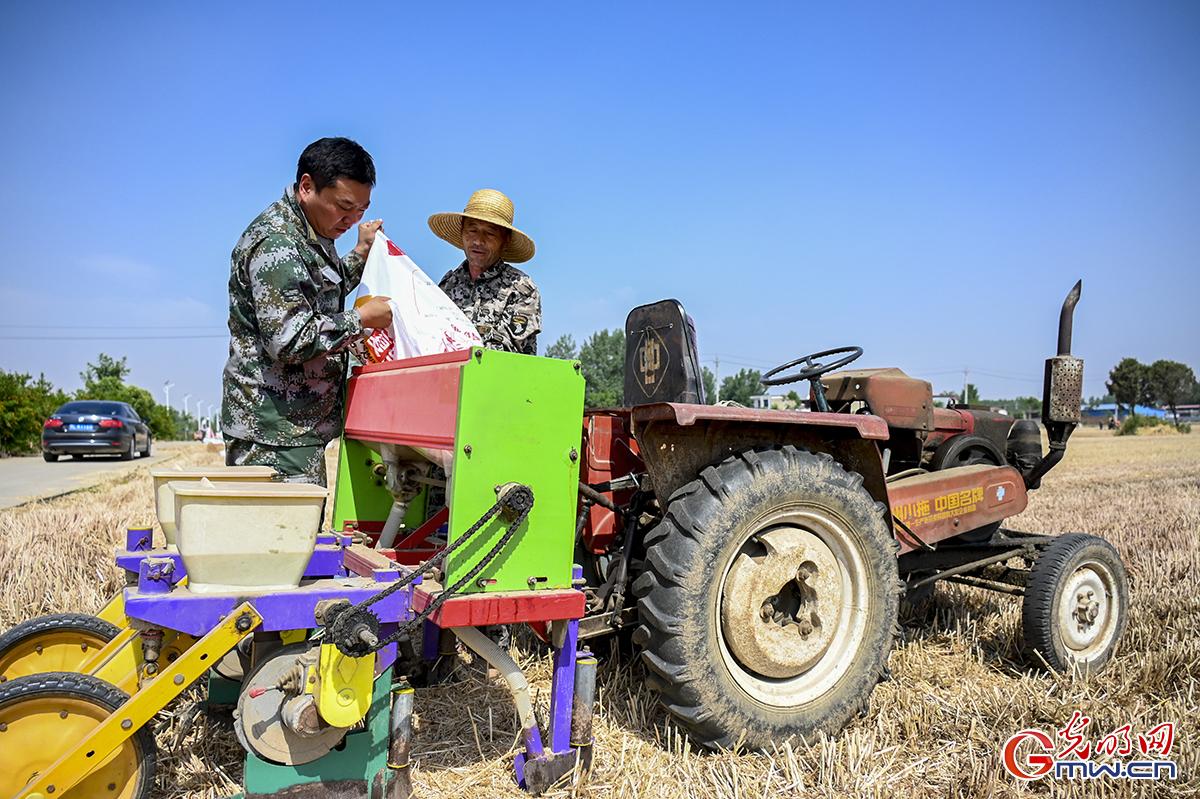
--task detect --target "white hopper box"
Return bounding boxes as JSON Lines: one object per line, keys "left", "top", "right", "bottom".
{"left": 170, "top": 479, "right": 328, "bottom": 594}
{"left": 149, "top": 465, "right": 278, "bottom": 547}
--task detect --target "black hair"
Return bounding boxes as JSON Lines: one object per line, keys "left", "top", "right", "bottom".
{"left": 295, "top": 137, "right": 376, "bottom": 190}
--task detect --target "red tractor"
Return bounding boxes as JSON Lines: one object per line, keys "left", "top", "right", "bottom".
{"left": 571, "top": 280, "right": 1128, "bottom": 750}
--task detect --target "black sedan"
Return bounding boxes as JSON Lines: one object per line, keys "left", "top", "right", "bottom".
{"left": 42, "top": 400, "right": 153, "bottom": 462}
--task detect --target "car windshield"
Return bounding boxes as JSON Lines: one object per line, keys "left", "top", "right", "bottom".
{"left": 56, "top": 401, "right": 125, "bottom": 416}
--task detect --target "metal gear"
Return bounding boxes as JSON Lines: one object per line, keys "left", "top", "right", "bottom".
{"left": 328, "top": 607, "right": 382, "bottom": 658}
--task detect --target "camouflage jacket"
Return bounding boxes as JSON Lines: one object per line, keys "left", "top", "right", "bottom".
{"left": 221, "top": 186, "right": 365, "bottom": 446}
{"left": 438, "top": 261, "right": 541, "bottom": 355}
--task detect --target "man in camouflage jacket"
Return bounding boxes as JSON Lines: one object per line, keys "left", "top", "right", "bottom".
{"left": 221, "top": 137, "right": 390, "bottom": 485}
{"left": 429, "top": 189, "right": 541, "bottom": 355}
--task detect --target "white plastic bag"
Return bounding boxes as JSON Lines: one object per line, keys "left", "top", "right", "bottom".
{"left": 351, "top": 233, "right": 479, "bottom": 473}
{"left": 353, "top": 233, "right": 481, "bottom": 361}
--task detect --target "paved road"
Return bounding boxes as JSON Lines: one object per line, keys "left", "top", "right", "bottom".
{"left": 0, "top": 448, "right": 180, "bottom": 509}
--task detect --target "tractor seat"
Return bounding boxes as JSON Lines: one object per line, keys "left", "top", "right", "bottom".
{"left": 624, "top": 299, "right": 706, "bottom": 406}
{"left": 820, "top": 367, "right": 933, "bottom": 432}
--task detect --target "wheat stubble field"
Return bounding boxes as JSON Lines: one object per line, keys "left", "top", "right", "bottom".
{"left": 0, "top": 429, "right": 1196, "bottom": 799}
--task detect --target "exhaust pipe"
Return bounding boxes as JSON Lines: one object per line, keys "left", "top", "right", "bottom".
{"left": 1024, "top": 280, "right": 1084, "bottom": 489}
{"left": 1056, "top": 279, "right": 1082, "bottom": 356}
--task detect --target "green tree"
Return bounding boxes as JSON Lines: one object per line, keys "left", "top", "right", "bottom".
{"left": 785, "top": 389, "right": 804, "bottom": 409}
{"left": 0, "top": 371, "right": 70, "bottom": 455}
{"left": 701, "top": 366, "right": 717, "bottom": 404}
{"left": 544, "top": 334, "right": 578, "bottom": 360}
{"left": 719, "top": 368, "right": 763, "bottom": 406}
{"left": 80, "top": 353, "right": 130, "bottom": 385}
{"left": 578, "top": 328, "right": 625, "bottom": 408}
{"left": 1106, "top": 358, "right": 1151, "bottom": 418}
{"left": 1148, "top": 360, "right": 1196, "bottom": 424}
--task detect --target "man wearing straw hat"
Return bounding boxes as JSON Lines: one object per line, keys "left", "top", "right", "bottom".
{"left": 429, "top": 189, "right": 542, "bottom": 355}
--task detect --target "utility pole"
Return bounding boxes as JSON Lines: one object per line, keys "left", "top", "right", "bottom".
{"left": 163, "top": 380, "right": 174, "bottom": 413}
{"left": 183, "top": 394, "right": 191, "bottom": 420}
{"left": 962, "top": 367, "right": 969, "bottom": 406}
{"left": 714, "top": 356, "right": 721, "bottom": 404}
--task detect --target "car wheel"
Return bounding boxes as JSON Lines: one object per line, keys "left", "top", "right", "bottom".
{"left": 121, "top": 436, "right": 136, "bottom": 461}
{"left": 141, "top": 435, "right": 152, "bottom": 458}
{"left": 71, "top": 454, "right": 84, "bottom": 461}
{"left": 42, "top": 452, "right": 57, "bottom": 463}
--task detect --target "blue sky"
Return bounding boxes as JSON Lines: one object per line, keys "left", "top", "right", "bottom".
{"left": 1, "top": 1, "right": 1196, "bottom": 413}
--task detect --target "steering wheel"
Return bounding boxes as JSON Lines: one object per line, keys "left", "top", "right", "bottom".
{"left": 761, "top": 346, "right": 863, "bottom": 387}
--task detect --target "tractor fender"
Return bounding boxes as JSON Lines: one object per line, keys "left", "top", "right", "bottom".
{"left": 630, "top": 403, "right": 890, "bottom": 520}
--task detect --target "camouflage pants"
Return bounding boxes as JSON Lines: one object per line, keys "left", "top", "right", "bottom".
{"left": 224, "top": 436, "right": 328, "bottom": 486}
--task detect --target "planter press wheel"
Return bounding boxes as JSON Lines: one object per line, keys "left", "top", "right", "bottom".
{"left": 633, "top": 446, "right": 899, "bottom": 750}
{"left": 234, "top": 644, "right": 349, "bottom": 766}
{"left": 0, "top": 613, "right": 121, "bottom": 683}
{"left": 0, "top": 671, "right": 156, "bottom": 799}
{"left": 1022, "top": 534, "right": 1129, "bottom": 675}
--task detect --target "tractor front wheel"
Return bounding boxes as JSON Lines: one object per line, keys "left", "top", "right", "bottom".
{"left": 1022, "top": 533, "right": 1129, "bottom": 674}
{"left": 633, "top": 446, "right": 900, "bottom": 750}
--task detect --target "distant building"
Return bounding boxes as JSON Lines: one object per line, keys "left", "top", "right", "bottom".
{"left": 1080, "top": 403, "right": 1167, "bottom": 426}
{"left": 1173, "top": 404, "right": 1200, "bottom": 422}
{"left": 749, "top": 394, "right": 804, "bottom": 411}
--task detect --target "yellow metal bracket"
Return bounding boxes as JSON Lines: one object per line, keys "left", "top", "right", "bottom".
{"left": 315, "top": 643, "right": 374, "bottom": 728}
{"left": 13, "top": 602, "right": 262, "bottom": 799}
{"left": 94, "top": 591, "right": 127, "bottom": 628}
{"left": 280, "top": 628, "right": 308, "bottom": 645}
{"left": 78, "top": 626, "right": 140, "bottom": 693}
{"left": 76, "top": 624, "right": 136, "bottom": 675}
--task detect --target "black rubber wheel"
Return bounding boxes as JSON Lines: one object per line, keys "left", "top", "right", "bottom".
{"left": 0, "top": 671, "right": 156, "bottom": 799}
{"left": 72, "top": 454, "right": 85, "bottom": 461}
{"left": 632, "top": 446, "right": 900, "bottom": 750}
{"left": 42, "top": 452, "right": 58, "bottom": 462}
{"left": 141, "top": 435, "right": 152, "bottom": 458}
{"left": 1022, "top": 534, "right": 1129, "bottom": 675}
{"left": 120, "top": 436, "right": 135, "bottom": 461}
{"left": 0, "top": 613, "right": 121, "bottom": 682}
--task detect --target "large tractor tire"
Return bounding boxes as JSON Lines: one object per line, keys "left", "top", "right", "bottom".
{"left": 0, "top": 613, "right": 121, "bottom": 683}
{"left": 0, "top": 671, "right": 156, "bottom": 799}
{"left": 632, "top": 446, "right": 900, "bottom": 750}
{"left": 1022, "top": 533, "right": 1129, "bottom": 675}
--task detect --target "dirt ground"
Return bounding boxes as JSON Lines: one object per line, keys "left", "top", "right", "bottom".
{"left": 0, "top": 430, "right": 1195, "bottom": 798}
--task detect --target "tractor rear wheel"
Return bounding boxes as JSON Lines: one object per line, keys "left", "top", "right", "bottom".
{"left": 1022, "top": 533, "right": 1128, "bottom": 675}
{"left": 0, "top": 671, "right": 156, "bottom": 799}
{"left": 0, "top": 613, "right": 121, "bottom": 683}
{"left": 632, "top": 446, "right": 900, "bottom": 750}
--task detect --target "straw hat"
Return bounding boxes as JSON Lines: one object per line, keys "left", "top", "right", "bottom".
{"left": 428, "top": 188, "right": 536, "bottom": 264}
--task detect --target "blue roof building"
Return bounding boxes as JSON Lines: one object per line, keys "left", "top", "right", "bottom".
{"left": 1080, "top": 402, "right": 1167, "bottom": 420}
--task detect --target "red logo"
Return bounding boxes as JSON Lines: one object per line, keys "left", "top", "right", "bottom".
{"left": 386, "top": 240, "right": 405, "bottom": 257}
{"left": 1001, "top": 715, "right": 1177, "bottom": 782}
{"left": 1003, "top": 729, "right": 1056, "bottom": 779}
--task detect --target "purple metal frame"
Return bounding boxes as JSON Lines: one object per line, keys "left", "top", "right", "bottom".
{"left": 513, "top": 566, "right": 586, "bottom": 788}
